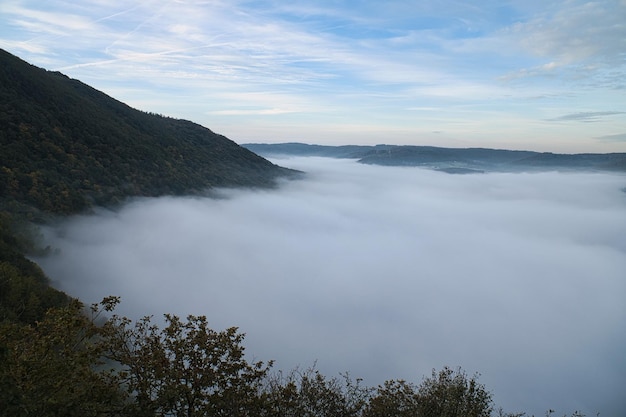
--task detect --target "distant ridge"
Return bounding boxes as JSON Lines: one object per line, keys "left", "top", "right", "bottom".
{"left": 0, "top": 49, "right": 296, "bottom": 219}
{"left": 244, "top": 142, "right": 626, "bottom": 174}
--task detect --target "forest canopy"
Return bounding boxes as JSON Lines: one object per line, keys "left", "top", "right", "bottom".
{"left": 1, "top": 296, "right": 504, "bottom": 417}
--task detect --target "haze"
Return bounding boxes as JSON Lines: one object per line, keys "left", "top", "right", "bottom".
{"left": 36, "top": 157, "right": 626, "bottom": 416}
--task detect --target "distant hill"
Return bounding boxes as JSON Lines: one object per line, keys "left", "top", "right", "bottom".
{"left": 244, "top": 143, "right": 626, "bottom": 174}
{"left": 241, "top": 142, "right": 396, "bottom": 158}
{"left": 0, "top": 49, "right": 296, "bottom": 219}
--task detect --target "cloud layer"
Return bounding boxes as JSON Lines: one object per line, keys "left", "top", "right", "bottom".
{"left": 36, "top": 157, "right": 626, "bottom": 416}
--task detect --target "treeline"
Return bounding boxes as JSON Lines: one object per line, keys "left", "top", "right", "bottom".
{"left": 0, "top": 296, "right": 498, "bottom": 417}
{"left": 1, "top": 295, "right": 592, "bottom": 417}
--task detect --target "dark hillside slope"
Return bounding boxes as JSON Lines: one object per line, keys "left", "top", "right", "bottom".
{"left": 0, "top": 49, "right": 295, "bottom": 218}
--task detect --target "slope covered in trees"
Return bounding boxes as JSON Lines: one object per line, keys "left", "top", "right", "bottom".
{"left": 0, "top": 48, "right": 296, "bottom": 218}
{"left": 0, "top": 47, "right": 298, "bottom": 343}
{"left": 0, "top": 48, "right": 301, "bottom": 395}
{"left": 0, "top": 213, "right": 69, "bottom": 324}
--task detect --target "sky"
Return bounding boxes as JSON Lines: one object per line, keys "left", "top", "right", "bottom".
{"left": 1, "top": 0, "right": 626, "bottom": 152}
{"left": 36, "top": 157, "right": 626, "bottom": 416}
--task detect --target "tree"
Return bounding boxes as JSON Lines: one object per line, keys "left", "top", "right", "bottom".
{"left": 0, "top": 298, "right": 124, "bottom": 417}
{"left": 1, "top": 296, "right": 278, "bottom": 416}
{"left": 365, "top": 367, "right": 493, "bottom": 417}
{"left": 0, "top": 290, "right": 508, "bottom": 417}
{"left": 102, "top": 311, "right": 272, "bottom": 417}
{"left": 365, "top": 379, "right": 420, "bottom": 417}
{"left": 0, "top": 212, "right": 69, "bottom": 325}
{"left": 260, "top": 366, "right": 372, "bottom": 417}
{"left": 416, "top": 366, "right": 493, "bottom": 417}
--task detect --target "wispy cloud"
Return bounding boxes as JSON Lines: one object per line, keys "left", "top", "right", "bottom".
{"left": 2, "top": 5, "right": 95, "bottom": 33}
{"left": 210, "top": 108, "right": 299, "bottom": 116}
{"left": 596, "top": 132, "right": 626, "bottom": 142}
{"left": 513, "top": 1, "right": 626, "bottom": 65}
{"left": 499, "top": 0, "right": 626, "bottom": 86}
{"left": 1, "top": 0, "right": 625, "bottom": 151}
{"left": 547, "top": 111, "right": 626, "bottom": 122}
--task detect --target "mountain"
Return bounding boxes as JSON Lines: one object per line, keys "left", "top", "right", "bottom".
{"left": 240, "top": 142, "right": 396, "bottom": 158}
{"left": 244, "top": 143, "right": 626, "bottom": 174}
{"left": 0, "top": 49, "right": 296, "bottom": 219}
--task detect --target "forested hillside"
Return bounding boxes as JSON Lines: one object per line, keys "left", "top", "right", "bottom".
{"left": 0, "top": 48, "right": 295, "bottom": 219}
{"left": 0, "top": 46, "right": 297, "bottom": 335}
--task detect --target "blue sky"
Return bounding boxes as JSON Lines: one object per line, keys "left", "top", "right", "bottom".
{"left": 1, "top": 0, "right": 625, "bottom": 152}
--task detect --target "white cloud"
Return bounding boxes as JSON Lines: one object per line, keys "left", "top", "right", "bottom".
{"left": 1, "top": 5, "right": 95, "bottom": 33}
{"left": 210, "top": 108, "right": 298, "bottom": 115}
{"left": 519, "top": 1, "right": 625, "bottom": 64}
{"left": 35, "top": 157, "right": 626, "bottom": 417}
{"left": 547, "top": 111, "right": 626, "bottom": 122}
{"left": 502, "top": 0, "right": 626, "bottom": 81}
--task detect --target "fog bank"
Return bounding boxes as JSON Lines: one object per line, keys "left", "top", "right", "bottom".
{"left": 36, "top": 157, "right": 626, "bottom": 416}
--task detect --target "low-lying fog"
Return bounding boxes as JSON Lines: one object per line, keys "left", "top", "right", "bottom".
{"left": 36, "top": 157, "right": 626, "bottom": 416}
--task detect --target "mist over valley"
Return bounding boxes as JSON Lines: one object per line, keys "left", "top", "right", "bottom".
{"left": 35, "top": 157, "right": 626, "bottom": 417}
{"left": 2, "top": 9, "right": 626, "bottom": 413}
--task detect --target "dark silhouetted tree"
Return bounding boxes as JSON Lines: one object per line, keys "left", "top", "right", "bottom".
{"left": 260, "top": 366, "right": 372, "bottom": 417}
{"left": 416, "top": 366, "right": 493, "bottom": 417}
{"left": 365, "top": 379, "right": 420, "bottom": 417}
{"left": 365, "top": 366, "right": 493, "bottom": 417}
{"left": 102, "top": 311, "right": 271, "bottom": 417}
{"left": 0, "top": 298, "right": 124, "bottom": 417}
